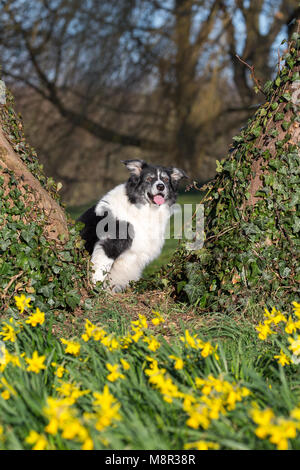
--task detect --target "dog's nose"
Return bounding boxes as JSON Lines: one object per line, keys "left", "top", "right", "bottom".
{"left": 157, "top": 183, "right": 165, "bottom": 191}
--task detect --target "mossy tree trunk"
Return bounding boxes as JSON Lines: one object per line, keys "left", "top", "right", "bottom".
{"left": 166, "top": 32, "right": 300, "bottom": 313}
{"left": 0, "top": 109, "right": 68, "bottom": 242}
{"left": 0, "top": 90, "right": 87, "bottom": 313}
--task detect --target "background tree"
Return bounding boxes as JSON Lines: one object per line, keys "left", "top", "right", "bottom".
{"left": 0, "top": 0, "right": 298, "bottom": 203}
{"left": 222, "top": 0, "right": 299, "bottom": 104}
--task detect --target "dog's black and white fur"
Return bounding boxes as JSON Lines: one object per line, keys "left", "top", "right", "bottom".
{"left": 78, "top": 160, "right": 187, "bottom": 292}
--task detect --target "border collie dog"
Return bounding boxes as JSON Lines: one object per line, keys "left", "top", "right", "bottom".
{"left": 78, "top": 160, "right": 187, "bottom": 292}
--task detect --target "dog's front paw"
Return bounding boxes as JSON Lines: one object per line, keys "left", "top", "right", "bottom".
{"left": 110, "top": 283, "right": 126, "bottom": 293}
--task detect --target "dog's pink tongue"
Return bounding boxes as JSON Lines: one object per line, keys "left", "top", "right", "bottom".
{"left": 153, "top": 195, "right": 165, "bottom": 205}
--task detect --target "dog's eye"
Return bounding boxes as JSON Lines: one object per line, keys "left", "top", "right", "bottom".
{"left": 145, "top": 176, "right": 153, "bottom": 182}
{"left": 162, "top": 177, "right": 169, "bottom": 183}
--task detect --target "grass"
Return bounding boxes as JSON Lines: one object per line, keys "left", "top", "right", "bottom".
{"left": 1, "top": 294, "right": 300, "bottom": 450}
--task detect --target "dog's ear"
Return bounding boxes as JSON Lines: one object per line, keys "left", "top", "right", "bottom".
{"left": 121, "top": 159, "right": 145, "bottom": 177}
{"left": 170, "top": 167, "right": 188, "bottom": 182}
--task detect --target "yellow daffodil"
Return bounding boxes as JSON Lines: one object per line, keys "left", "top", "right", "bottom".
{"left": 250, "top": 407, "right": 275, "bottom": 439}
{"left": 264, "top": 307, "right": 287, "bottom": 325}
{"left": 269, "top": 419, "right": 297, "bottom": 450}
{"left": 284, "top": 316, "right": 300, "bottom": 334}
{"left": 256, "top": 322, "right": 276, "bottom": 341}
{"left": 106, "top": 363, "right": 125, "bottom": 382}
{"left": 151, "top": 311, "right": 165, "bottom": 326}
{"left": 51, "top": 362, "right": 67, "bottom": 378}
{"left": 1, "top": 377, "right": 17, "bottom": 397}
{"left": 184, "top": 440, "right": 219, "bottom": 450}
{"left": 81, "top": 319, "right": 106, "bottom": 342}
{"left": 93, "top": 328, "right": 107, "bottom": 342}
{"left": 56, "top": 381, "right": 90, "bottom": 403}
{"left": 14, "top": 294, "right": 32, "bottom": 313}
{"left": 25, "top": 430, "right": 48, "bottom": 450}
{"left": 25, "top": 308, "right": 45, "bottom": 327}
{"left": 292, "top": 302, "right": 300, "bottom": 319}
{"left": 120, "top": 358, "right": 130, "bottom": 370}
{"left": 43, "top": 397, "right": 73, "bottom": 435}
{"left": 291, "top": 407, "right": 300, "bottom": 421}
{"left": 0, "top": 348, "right": 21, "bottom": 372}
{"left": 25, "top": 351, "right": 47, "bottom": 374}
{"left": 1, "top": 390, "right": 10, "bottom": 400}
{"left": 88, "top": 385, "right": 121, "bottom": 431}
{"left": 187, "top": 375, "right": 250, "bottom": 429}
{"left": 43, "top": 396, "right": 92, "bottom": 449}
{"left": 274, "top": 350, "right": 291, "bottom": 366}
{"left": 100, "top": 334, "right": 120, "bottom": 351}
{"left": 131, "top": 327, "right": 144, "bottom": 343}
{"left": 288, "top": 336, "right": 300, "bottom": 356}
{"left": 81, "top": 319, "right": 95, "bottom": 341}
{"left": 251, "top": 404, "right": 300, "bottom": 451}
{"left": 143, "top": 335, "right": 161, "bottom": 352}
{"left": 184, "top": 403, "right": 211, "bottom": 430}
{"left": 131, "top": 314, "right": 148, "bottom": 330}
{"left": 61, "top": 338, "right": 81, "bottom": 356}
{"left": 201, "top": 342, "right": 218, "bottom": 359}
{"left": 0, "top": 318, "right": 20, "bottom": 343}
{"left": 169, "top": 355, "right": 184, "bottom": 370}
{"left": 180, "top": 329, "right": 202, "bottom": 349}
{"left": 145, "top": 357, "right": 184, "bottom": 403}
{"left": 81, "top": 437, "right": 94, "bottom": 450}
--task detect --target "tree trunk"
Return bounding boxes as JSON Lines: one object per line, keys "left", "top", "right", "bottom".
{"left": 0, "top": 88, "right": 87, "bottom": 313}
{"left": 223, "top": 0, "right": 300, "bottom": 105}
{"left": 171, "top": 0, "right": 219, "bottom": 172}
{"left": 164, "top": 30, "right": 300, "bottom": 312}
{"left": 0, "top": 127, "right": 68, "bottom": 242}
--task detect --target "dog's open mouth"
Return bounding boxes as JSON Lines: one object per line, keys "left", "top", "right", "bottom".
{"left": 148, "top": 193, "right": 165, "bottom": 205}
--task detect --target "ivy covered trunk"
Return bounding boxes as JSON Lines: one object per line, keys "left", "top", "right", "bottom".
{"left": 0, "top": 89, "right": 88, "bottom": 313}
{"left": 167, "top": 33, "right": 300, "bottom": 312}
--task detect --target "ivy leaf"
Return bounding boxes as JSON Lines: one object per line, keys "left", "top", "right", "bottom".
{"left": 65, "top": 290, "right": 81, "bottom": 309}
{"left": 216, "top": 160, "right": 223, "bottom": 173}
{"left": 282, "top": 92, "right": 291, "bottom": 102}
{"left": 232, "top": 135, "right": 244, "bottom": 143}
{"left": 274, "top": 113, "right": 285, "bottom": 122}
{"left": 292, "top": 217, "right": 300, "bottom": 234}
{"left": 250, "top": 126, "right": 262, "bottom": 138}
{"left": 275, "top": 77, "right": 281, "bottom": 87}
{"left": 281, "top": 121, "right": 290, "bottom": 131}
{"left": 176, "top": 280, "right": 186, "bottom": 294}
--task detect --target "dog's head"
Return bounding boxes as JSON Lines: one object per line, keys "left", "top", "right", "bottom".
{"left": 123, "top": 159, "right": 187, "bottom": 206}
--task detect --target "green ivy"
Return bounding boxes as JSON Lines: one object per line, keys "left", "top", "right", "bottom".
{"left": 0, "top": 90, "right": 90, "bottom": 314}
{"left": 147, "top": 34, "right": 300, "bottom": 314}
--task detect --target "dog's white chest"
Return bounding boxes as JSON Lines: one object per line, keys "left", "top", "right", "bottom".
{"left": 95, "top": 183, "right": 170, "bottom": 263}
{"left": 130, "top": 204, "right": 170, "bottom": 260}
